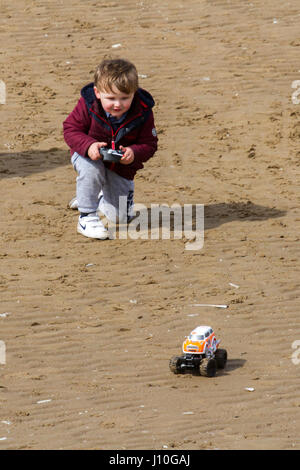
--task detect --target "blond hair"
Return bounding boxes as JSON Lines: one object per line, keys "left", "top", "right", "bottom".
{"left": 94, "top": 59, "right": 139, "bottom": 94}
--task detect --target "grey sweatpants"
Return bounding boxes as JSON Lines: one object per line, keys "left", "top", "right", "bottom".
{"left": 71, "top": 152, "right": 134, "bottom": 223}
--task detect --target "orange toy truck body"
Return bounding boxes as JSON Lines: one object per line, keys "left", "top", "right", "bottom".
{"left": 170, "top": 326, "right": 227, "bottom": 377}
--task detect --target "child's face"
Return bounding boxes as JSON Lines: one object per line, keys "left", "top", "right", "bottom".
{"left": 94, "top": 85, "right": 134, "bottom": 119}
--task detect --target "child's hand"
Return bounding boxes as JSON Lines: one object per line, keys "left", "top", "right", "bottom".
{"left": 88, "top": 142, "right": 107, "bottom": 161}
{"left": 119, "top": 146, "right": 135, "bottom": 165}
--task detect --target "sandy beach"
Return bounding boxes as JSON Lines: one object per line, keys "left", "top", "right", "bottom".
{"left": 0, "top": 0, "right": 299, "bottom": 449}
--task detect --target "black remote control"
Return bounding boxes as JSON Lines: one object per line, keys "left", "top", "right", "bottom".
{"left": 100, "top": 147, "right": 124, "bottom": 163}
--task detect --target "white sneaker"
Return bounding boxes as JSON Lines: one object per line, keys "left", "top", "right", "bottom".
{"left": 77, "top": 213, "right": 109, "bottom": 239}
{"left": 69, "top": 197, "right": 78, "bottom": 209}
{"left": 69, "top": 192, "right": 103, "bottom": 210}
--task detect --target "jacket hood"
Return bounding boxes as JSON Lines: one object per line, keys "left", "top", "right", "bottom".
{"left": 136, "top": 87, "right": 155, "bottom": 109}
{"left": 81, "top": 83, "right": 155, "bottom": 110}
{"left": 81, "top": 83, "right": 97, "bottom": 106}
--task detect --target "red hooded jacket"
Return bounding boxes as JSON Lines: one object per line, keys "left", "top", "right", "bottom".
{"left": 63, "top": 83, "right": 158, "bottom": 180}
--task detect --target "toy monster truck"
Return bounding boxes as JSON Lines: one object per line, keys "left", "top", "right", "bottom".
{"left": 169, "top": 326, "right": 227, "bottom": 377}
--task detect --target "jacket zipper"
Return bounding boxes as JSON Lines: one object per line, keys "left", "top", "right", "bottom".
{"left": 90, "top": 108, "right": 143, "bottom": 149}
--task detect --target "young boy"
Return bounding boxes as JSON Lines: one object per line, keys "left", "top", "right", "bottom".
{"left": 63, "top": 58, "right": 158, "bottom": 239}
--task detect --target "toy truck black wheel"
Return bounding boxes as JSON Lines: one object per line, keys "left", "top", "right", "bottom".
{"left": 215, "top": 348, "right": 227, "bottom": 369}
{"left": 199, "top": 357, "right": 217, "bottom": 377}
{"left": 169, "top": 355, "right": 184, "bottom": 374}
